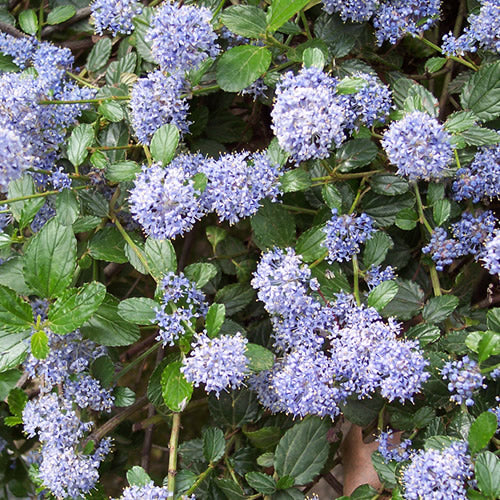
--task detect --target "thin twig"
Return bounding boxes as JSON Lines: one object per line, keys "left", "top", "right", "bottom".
{"left": 0, "top": 20, "right": 27, "bottom": 38}
{"left": 41, "top": 7, "right": 92, "bottom": 37}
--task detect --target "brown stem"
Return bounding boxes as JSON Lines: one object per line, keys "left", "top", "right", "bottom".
{"left": 41, "top": 7, "right": 91, "bottom": 37}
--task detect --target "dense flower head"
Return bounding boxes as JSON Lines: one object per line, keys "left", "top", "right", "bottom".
{"left": 147, "top": 3, "right": 220, "bottom": 73}
{"left": 442, "top": 0, "right": 500, "bottom": 55}
{"left": 200, "top": 151, "right": 281, "bottom": 225}
{"left": 365, "top": 265, "right": 396, "bottom": 289}
{"left": 322, "top": 209, "right": 375, "bottom": 263}
{"left": 129, "top": 160, "right": 206, "bottom": 240}
{"left": 321, "top": 0, "right": 380, "bottom": 22}
{"left": 30, "top": 202, "right": 56, "bottom": 233}
{"left": 422, "top": 227, "right": 463, "bottom": 271}
{"left": 0, "top": 32, "right": 37, "bottom": 68}
{"left": 377, "top": 430, "right": 412, "bottom": 462}
{"left": 181, "top": 332, "right": 249, "bottom": 397}
{"left": 482, "top": 231, "right": 500, "bottom": 275}
{"left": 130, "top": 70, "right": 190, "bottom": 144}
{"left": 91, "top": 0, "right": 143, "bottom": 36}
{"left": 452, "top": 144, "right": 500, "bottom": 202}
{"left": 31, "top": 298, "right": 49, "bottom": 322}
{"left": 155, "top": 272, "right": 207, "bottom": 346}
{"left": 450, "top": 211, "right": 496, "bottom": 258}
{"left": 116, "top": 482, "right": 170, "bottom": 500}
{"left": 240, "top": 78, "right": 268, "bottom": 101}
{"left": 271, "top": 66, "right": 346, "bottom": 163}
{"left": 373, "top": 0, "right": 441, "bottom": 45}
{"left": 32, "top": 43, "right": 74, "bottom": 89}
{"left": 442, "top": 355, "right": 486, "bottom": 406}
{"left": 342, "top": 72, "right": 393, "bottom": 128}
{"left": 402, "top": 441, "right": 473, "bottom": 499}
{"left": 51, "top": 167, "right": 72, "bottom": 191}
{"left": 252, "top": 347, "right": 345, "bottom": 418}
{"left": 382, "top": 111, "right": 454, "bottom": 180}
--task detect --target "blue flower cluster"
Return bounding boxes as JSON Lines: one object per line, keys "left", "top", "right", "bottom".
{"left": 30, "top": 202, "right": 56, "bottom": 233}
{"left": 154, "top": 272, "right": 207, "bottom": 346}
{"left": 0, "top": 32, "right": 37, "bottom": 68}
{"left": 181, "top": 332, "right": 249, "bottom": 397}
{"left": 91, "top": 0, "right": 143, "bottom": 36}
{"left": 441, "top": 355, "right": 486, "bottom": 406}
{"left": 452, "top": 144, "right": 500, "bottom": 202}
{"left": 402, "top": 441, "right": 472, "bottom": 499}
{"left": 130, "top": 152, "right": 281, "bottom": 239}
{"left": 322, "top": 209, "right": 375, "bottom": 263}
{"left": 377, "top": 430, "right": 412, "bottom": 463}
{"left": 365, "top": 264, "right": 396, "bottom": 289}
{"left": 115, "top": 482, "right": 170, "bottom": 499}
{"left": 129, "top": 70, "right": 190, "bottom": 144}
{"left": 271, "top": 66, "right": 346, "bottom": 162}
{"left": 442, "top": 0, "right": 500, "bottom": 56}
{"left": 51, "top": 167, "right": 72, "bottom": 191}
{"left": 22, "top": 393, "right": 112, "bottom": 499}
{"left": 322, "top": 0, "right": 380, "bottom": 22}
{"left": 382, "top": 111, "right": 454, "bottom": 180}
{"left": 147, "top": 3, "right": 220, "bottom": 73}
{"left": 483, "top": 231, "right": 500, "bottom": 275}
{"left": 422, "top": 227, "right": 462, "bottom": 271}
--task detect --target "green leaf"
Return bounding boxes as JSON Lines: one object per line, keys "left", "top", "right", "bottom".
{"left": 295, "top": 225, "right": 327, "bottom": 263}
{"left": 302, "top": 47, "right": 325, "bottom": 69}
{"left": 205, "top": 304, "right": 226, "bottom": 338}
{"left": 336, "top": 139, "right": 378, "bottom": 173}
{"left": 208, "top": 389, "right": 261, "bottom": 428}
{"left": 132, "top": 8, "right": 155, "bottom": 63}
{"left": 0, "top": 53, "right": 19, "bottom": 72}
{"left": 276, "top": 476, "right": 295, "bottom": 489}
{"left": 106, "top": 161, "right": 141, "bottom": 182}
{"left": 341, "top": 394, "right": 383, "bottom": 427}
{"left": 0, "top": 369, "right": 21, "bottom": 400}
{"left": 274, "top": 417, "right": 330, "bottom": 485}
{"left": 106, "top": 52, "right": 137, "bottom": 85}
{"left": 161, "top": 361, "right": 193, "bottom": 412}
{"left": 444, "top": 111, "right": 478, "bottom": 133}
{"left": 382, "top": 279, "right": 424, "bottom": 320}
{"left": 251, "top": 200, "right": 296, "bottom": 250}
{"left": 468, "top": 412, "right": 498, "bottom": 454}
{"left": 367, "top": 281, "right": 399, "bottom": 312}
{"left": 18, "top": 9, "right": 38, "bottom": 35}
{"left": 363, "top": 231, "right": 393, "bottom": 267}
{"left": 406, "top": 323, "right": 440, "bottom": 346}
{"left": 0, "top": 330, "right": 30, "bottom": 373}
{"left": 98, "top": 101, "right": 125, "bottom": 122}
{"left": 91, "top": 356, "right": 114, "bottom": 388}
{"left": 425, "top": 57, "right": 447, "bottom": 73}
{"left": 422, "top": 295, "right": 459, "bottom": 323}
{"left": 0, "top": 285, "right": 33, "bottom": 333}
{"left": 8, "top": 387, "right": 27, "bottom": 417}
{"left": 214, "top": 478, "right": 246, "bottom": 499}
{"left": 244, "top": 427, "right": 281, "bottom": 451}
{"left": 246, "top": 343, "right": 274, "bottom": 373}
{"left": 202, "top": 427, "right": 225, "bottom": 463}
{"left": 370, "top": 174, "right": 410, "bottom": 196}
{"left": 433, "top": 199, "right": 451, "bottom": 226}
{"left": 487, "top": 308, "right": 500, "bottom": 332}
{"left": 114, "top": 386, "right": 136, "bottom": 407}
{"left": 30, "top": 330, "right": 49, "bottom": 360}
{"left": 8, "top": 175, "right": 45, "bottom": 230}
{"left": 55, "top": 189, "right": 80, "bottom": 226}
{"left": 371, "top": 452, "right": 397, "bottom": 487}
{"left": 89, "top": 226, "right": 127, "bottom": 263}
{"left": 322, "top": 184, "right": 342, "bottom": 210}
{"left": 24, "top": 219, "right": 77, "bottom": 299}
{"left": 184, "top": 263, "right": 218, "bottom": 288}
{"left": 117, "top": 297, "right": 158, "bottom": 325}
{"left": 216, "top": 45, "right": 272, "bottom": 93}
{"left": 475, "top": 451, "right": 500, "bottom": 498}
{"left": 272, "top": 488, "right": 305, "bottom": 499}
{"left": 460, "top": 127, "right": 500, "bottom": 146}
{"left": 47, "top": 5, "right": 76, "bottom": 25}
{"left": 268, "top": 0, "right": 310, "bottom": 32}
{"left": 48, "top": 282, "right": 106, "bottom": 334}
{"left": 215, "top": 283, "right": 255, "bottom": 316}
{"left": 395, "top": 208, "right": 418, "bottom": 230}
{"left": 478, "top": 330, "right": 500, "bottom": 362}
{"left": 126, "top": 466, "right": 152, "bottom": 487}
{"left": 81, "top": 295, "right": 140, "bottom": 347}
{"left": 67, "top": 123, "right": 94, "bottom": 168}
{"left": 314, "top": 12, "right": 364, "bottom": 58}
{"left": 220, "top": 5, "right": 267, "bottom": 38}
{"left": 144, "top": 238, "right": 177, "bottom": 280}
{"left": 87, "top": 38, "right": 112, "bottom": 73}
{"left": 79, "top": 190, "right": 109, "bottom": 217}
{"left": 73, "top": 216, "right": 102, "bottom": 233}
{"left": 403, "top": 84, "right": 439, "bottom": 117}
{"left": 245, "top": 472, "right": 276, "bottom": 495}
{"left": 280, "top": 169, "right": 311, "bottom": 193}
{"left": 150, "top": 124, "right": 180, "bottom": 165}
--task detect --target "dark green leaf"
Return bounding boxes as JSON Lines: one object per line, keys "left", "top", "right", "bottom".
{"left": 117, "top": 297, "right": 158, "bottom": 325}
{"left": 367, "top": 281, "right": 399, "bottom": 312}
{"left": 208, "top": 389, "right": 261, "bottom": 428}
{"left": 114, "top": 386, "right": 136, "bottom": 407}
{"left": 216, "top": 45, "right": 272, "bottom": 93}
{"left": 8, "top": 387, "right": 27, "bottom": 417}
{"left": 444, "top": 111, "right": 478, "bottom": 133}
{"left": 395, "top": 208, "right": 419, "bottom": 230}
{"left": 336, "top": 139, "right": 378, "bottom": 173}
{"left": 257, "top": 453, "right": 274, "bottom": 468}
{"left": 362, "top": 191, "right": 415, "bottom": 227}
{"left": 370, "top": 174, "right": 410, "bottom": 196}
{"left": 403, "top": 85, "right": 439, "bottom": 117}
{"left": 341, "top": 395, "right": 383, "bottom": 427}
{"left": 214, "top": 478, "right": 245, "bottom": 500}
{"left": 478, "top": 330, "right": 500, "bottom": 362}
{"left": 382, "top": 279, "right": 424, "bottom": 320}
{"left": 55, "top": 189, "right": 80, "bottom": 226}
{"left": 202, "top": 427, "right": 225, "bottom": 463}
{"left": 371, "top": 451, "right": 397, "bottom": 487}
{"left": 314, "top": 12, "right": 364, "bottom": 58}
{"left": 79, "top": 190, "right": 109, "bottom": 217}
{"left": 98, "top": 101, "right": 125, "bottom": 122}
{"left": 348, "top": 484, "right": 380, "bottom": 499}
{"left": 469, "top": 412, "right": 498, "bottom": 454}
{"left": 276, "top": 476, "right": 295, "bottom": 489}
{"left": 0, "top": 330, "right": 30, "bottom": 373}
{"left": 267, "top": 0, "right": 310, "bottom": 32}
{"left": 272, "top": 488, "right": 305, "bottom": 499}
{"left": 176, "top": 469, "right": 197, "bottom": 494}
{"left": 475, "top": 451, "right": 500, "bottom": 498}
{"left": 0, "top": 369, "right": 21, "bottom": 400}
{"left": 433, "top": 199, "right": 451, "bottom": 226}
{"left": 363, "top": 231, "right": 393, "bottom": 267}
{"left": 0, "top": 53, "right": 19, "bottom": 72}
{"left": 425, "top": 57, "right": 447, "bottom": 73}
{"left": 251, "top": 201, "right": 296, "bottom": 250}
{"left": 161, "top": 361, "right": 193, "bottom": 412}
{"left": 144, "top": 238, "right": 177, "bottom": 280}
{"left": 106, "top": 161, "right": 141, "bottom": 182}
{"left": 244, "top": 427, "right": 282, "bottom": 451}
{"left": 246, "top": 343, "right": 274, "bottom": 373}
{"left": 220, "top": 5, "right": 267, "bottom": 38}
{"left": 422, "top": 295, "right": 459, "bottom": 323}
{"left": 19, "top": 10, "right": 38, "bottom": 35}
{"left": 274, "top": 417, "right": 330, "bottom": 485}
{"left": 280, "top": 169, "right": 311, "bottom": 193}
{"left": 81, "top": 295, "right": 140, "bottom": 347}
{"left": 24, "top": 219, "right": 77, "bottom": 299}
{"left": 30, "top": 330, "right": 49, "bottom": 360}
{"left": 106, "top": 52, "right": 137, "bottom": 85}
{"left": 47, "top": 5, "right": 76, "bottom": 25}
{"left": 215, "top": 284, "right": 255, "bottom": 316}
{"left": 245, "top": 472, "right": 276, "bottom": 495}
{"left": 48, "top": 282, "right": 106, "bottom": 334}
{"left": 460, "top": 127, "right": 500, "bottom": 146}
{"left": 184, "top": 263, "right": 218, "bottom": 288}
{"left": 8, "top": 175, "right": 46, "bottom": 230}
{"left": 461, "top": 61, "right": 500, "bottom": 121}
{"left": 0, "top": 285, "right": 33, "bottom": 333}
{"left": 295, "top": 225, "right": 326, "bottom": 263}
{"left": 302, "top": 47, "right": 325, "bottom": 69}
{"left": 487, "top": 308, "right": 500, "bottom": 332}
{"left": 89, "top": 226, "right": 127, "bottom": 263}
{"left": 205, "top": 304, "right": 226, "bottom": 338}
{"left": 87, "top": 38, "right": 112, "bottom": 73}
{"left": 67, "top": 123, "right": 94, "bottom": 167}
{"left": 132, "top": 8, "right": 155, "bottom": 63}
{"left": 126, "top": 466, "right": 151, "bottom": 487}
{"left": 91, "top": 356, "right": 114, "bottom": 388}
{"left": 322, "top": 184, "right": 342, "bottom": 210}
{"left": 406, "top": 324, "right": 440, "bottom": 346}
{"left": 73, "top": 216, "right": 102, "bottom": 233}
{"left": 150, "top": 124, "right": 180, "bottom": 165}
